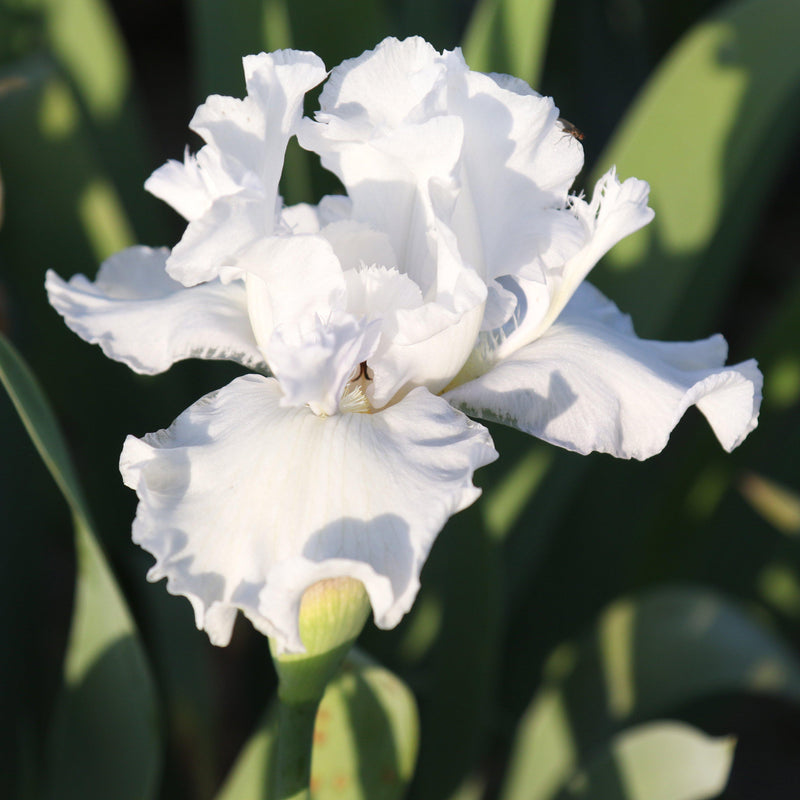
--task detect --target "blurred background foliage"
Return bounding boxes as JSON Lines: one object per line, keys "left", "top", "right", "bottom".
{"left": 1, "top": 0, "right": 799, "bottom": 798}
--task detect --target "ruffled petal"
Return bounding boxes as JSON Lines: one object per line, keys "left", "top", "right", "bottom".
{"left": 159, "top": 50, "right": 327, "bottom": 286}
{"left": 266, "top": 310, "right": 381, "bottom": 416}
{"left": 242, "top": 235, "right": 346, "bottom": 355}
{"left": 299, "top": 39, "right": 470, "bottom": 291}
{"left": 445, "top": 284, "right": 761, "bottom": 459}
{"left": 120, "top": 375, "right": 497, "bottom": 652}
{"left": 446, "top": 67, "right": 583, "bottom": 286}
{"left": 495, "top": 168, "right": 654, "bottom": 358}
{"left": 320, "top": 220, "right": 397, "bottom": 273}
{"left": 144, "top": 146, "right": 245, "bottom": 222}
{"left": 369, "top": 267, "right": 486, "bottom": 407}
{"left": 343, "top": 265, "right": 423, "bottom": 317}
{"left": 311, "top": 36, "right": 449, "bottom": 131}
{"left": 191, "top": 49, "right": 326, "bottom": 199}
{"left": 45, "top": 247, "right": 264, "bottom": 374}
{"left": 165, "top": 189, "right": 274, "bottom": 286}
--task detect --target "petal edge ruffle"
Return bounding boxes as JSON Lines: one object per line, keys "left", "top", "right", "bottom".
{"left": 46, "top": 246, "right": 265, "bottom": 374}
{"left": 445, "top": 284, "right": 761, "bottom": 460}
{"left": 120, "top": 375, "right": 497, "bottom": 651}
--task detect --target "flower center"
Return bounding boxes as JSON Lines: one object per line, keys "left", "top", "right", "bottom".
{"left": 339, "top": 361, "right": 374, "bottom": 414}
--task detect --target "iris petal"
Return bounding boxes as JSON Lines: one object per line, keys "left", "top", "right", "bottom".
{"left": 120, "top": 376, "right": 497, "bottom": 652}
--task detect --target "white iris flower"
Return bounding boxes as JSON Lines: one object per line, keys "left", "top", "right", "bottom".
{"left": 46, "top": 38, "right": 761, "bottom": 653}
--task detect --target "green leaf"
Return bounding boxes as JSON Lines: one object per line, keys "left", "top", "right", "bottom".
{"left": 3, "top": 0, "right": 170, "bottom": 242}
{"left": 462, "top": 0, "right": 555, "bottom": 89}
{"left": 0, "top": 333, "right": 90, "bottom": 525}
{"left": 556, "top": 721, "right": 736, "bottom": 800}
{"left": 215, "top": 650, "right": 418, "bottom": 800}
{"left": 500, "top": 586, "right": 800, "bottom": 800}
{"left": 739, "top": 472, "right": 800, "bottom": 537}
{"left": 190, "top": 0, "right": 284, "bottom": 99}
{"left": 0, "top": 54, "right": 135, "bottom": 264}
{"left": 591, "top": 0, "right": 800, "bottom": 339}
{"left": 0, "top": 332, "right": 161, "bottom": 800}
{"left": 401, "top": 507, "right": 504, "bottom": 800}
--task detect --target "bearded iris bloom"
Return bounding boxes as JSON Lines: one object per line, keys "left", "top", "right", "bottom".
{"left": 46, "top": 37, "right": 761, "bottom": 654}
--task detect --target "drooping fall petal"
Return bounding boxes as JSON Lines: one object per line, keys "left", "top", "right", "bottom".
{"left": 120, "top": 375, "right": 497, "bottom": 652}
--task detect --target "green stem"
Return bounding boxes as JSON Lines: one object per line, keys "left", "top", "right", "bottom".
{"left": 273, "top": 698, "right": 320, "bottom": 800}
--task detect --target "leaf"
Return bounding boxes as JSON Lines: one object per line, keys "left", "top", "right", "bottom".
{"left": 500, "top": 586, "right": 800, "bottom": 800}
{"left": 739, "top": 472, "right": 800, "bottom": 537}
{"left": 590, "top": 0, "right": 800, "bottom": 340}
{"left": 215, "top": 650, "right": 418, "bottom": 800}
{"left": 0, "top": 54, "right": 135, "bottom": 264}
{"left": 8, "top": 0, "right": 169, "bottom": 242}
{"left": 496, "top": 0, "right": 800, "bottom": 707}
{"left": 396, "top": 506, "right": 504, "bottom": 800}
{"left": 0, "top": 332, "right": 161, "bottom": 800}
{"left": 462, "top": 0, "right": 556, "bottom": 89}
{"left": 556, "top": 721, "right": 736, "bottom": 800}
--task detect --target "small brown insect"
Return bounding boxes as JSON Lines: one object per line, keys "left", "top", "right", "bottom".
{"left": 557, "top": 117, "right": 585, "bottom": 141}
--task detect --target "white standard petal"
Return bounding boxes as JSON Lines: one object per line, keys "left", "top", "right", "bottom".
{"left": 242, "top": 234, "right": 347, "bottom": 357}
{"left": 145, "top": 146, "right": 245, "bottom": 222}
{"left": 320, "top": 220, "right": 397, "bottom": 273}
{"left": 166, "top": 188, "right": 275, "bottom": 286}
{"left": 367, "top": 266, "right": 487, "bottom": 408}
{"left": 191, "top": 49, "right": 326, "bottom": 202}
{"left": 45, "top": 246, "right": 264, "bottom": 374}
{"left": 445, "top": 283, "right": 761, "bottom": 459}
{"left": 311, "top": 37, "right": 449, "bottom": 130}
{"left": 119, "top": 375, "right": 497, "bottom": 652}
{"left": 161, "top": 51, "right": 327, "bottom": 286}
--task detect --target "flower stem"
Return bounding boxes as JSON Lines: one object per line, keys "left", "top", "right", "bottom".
{"left": 270, "top": 578, "right": 372, "bottom": 798}
{"left": 273, "top": 698, "right": 320, "bottom": 800}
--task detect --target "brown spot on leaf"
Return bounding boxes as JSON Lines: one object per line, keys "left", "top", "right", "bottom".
{"left": 333, "top": 775, "right": 349, "bottom": 791}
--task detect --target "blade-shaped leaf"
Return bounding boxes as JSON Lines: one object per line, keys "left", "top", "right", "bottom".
{"left": 377, "top": 505, "right": 504, "bottom": 800}
{"left": 462, "top": 0, "right": 555, "bottom": 89}
{"left": 7, "top": 0, "right": 170, "bottom": 242}
{"left": 0, "top": 332, "right": 161, "bottom": 800}
{"left": 215, "top": 650, "right": 418, "bottom": 800}
{"left": 500, "top": 586, "right": 800, "bottom": 800}
{"left": 591, "top": 0, "right": 800, "bottom": 339}
{"left": 556, "top": 721, "right": 736, "bottom": 800}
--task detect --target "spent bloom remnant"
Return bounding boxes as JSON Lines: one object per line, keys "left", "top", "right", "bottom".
{"left": 47, "top": 37, "right": 761, "bottom": 653}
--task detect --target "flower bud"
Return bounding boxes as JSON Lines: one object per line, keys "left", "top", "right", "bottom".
{"left": 271, "top": 577, "right": 371, "bottom": 705}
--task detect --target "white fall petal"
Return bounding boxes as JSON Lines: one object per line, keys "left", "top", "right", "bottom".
{"left": 120, "top": 376, "right": 497, "bottom": 652}
{"left": 45, "top": 247, "right": 264, "bottom": 374}
{"left": 445, "top": 284, "right": 761, "bottom": 459}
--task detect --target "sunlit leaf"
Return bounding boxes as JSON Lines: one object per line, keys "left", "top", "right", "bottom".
{"left": 500, "top": 586, "right": 800, "bottom": 800}
{"left": 0, "top": 332, "right": 161, "bottom": 800}
{"left": 557, "top": 721, "right": 736, "bottom": 800}
{"left": 591, "top": 0, "right": 800, "bottom": 339}
{"left": 739, "top": 472, "right": 800, "bottom": 536}
{"left": 215, "top": 650, "right": 418, "bottom": 800}
{"left": 462, "top": 0, "right": 555, "bottom": 89}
